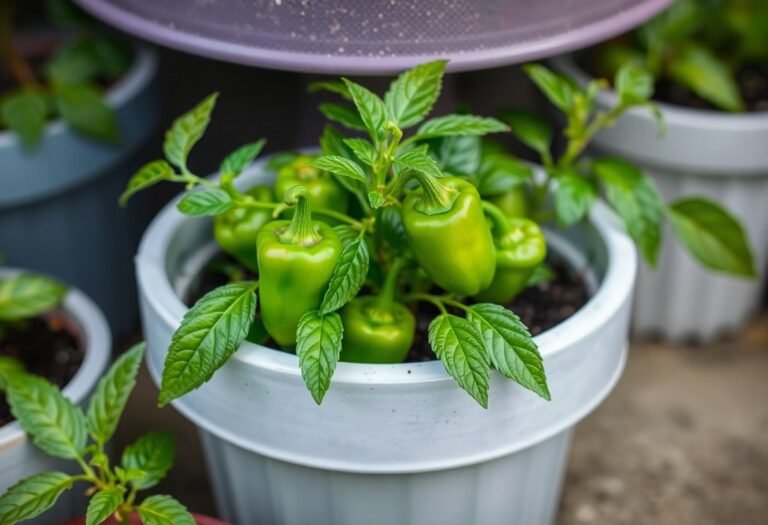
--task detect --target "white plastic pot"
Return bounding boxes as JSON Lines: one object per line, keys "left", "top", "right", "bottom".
{"left": 136, "top": 160, "right": 636, "bottom": 525}
{"left": 0, "top": 269, "right": 111, "bottom": 525}
{"left": 553, "top": 56, "right": 768, "bottom": 342}
{"left": 0, "top": 45, "right": 160, "bottom": 337}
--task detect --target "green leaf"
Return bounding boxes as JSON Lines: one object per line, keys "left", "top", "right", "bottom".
{"left": 523, "top": 64, "right": 575, "bottom": 111}
{"left": 384, "top": 60, "right": 447, "bottom": 128}
{"left": 7, "top": 375, "right": 87, "bottom": 459}
{"left": 164, "top": 93, "right": 218, "bottom": 170}
{"left": 319, "top": 125, "right": 353, "bottom": 158}
{"left": 121, "top": 431, "right": 175, "bottom": 490}
{"left": 377, "top": 206, "right": 408, "bottom": 251}
{"left": 0, "top": 357, "right": 26, "bottom": 391}
{"left": 159, "top": 281, "right": 258, "bottom": 406}
{"left": 468, "top": 304, "right": 549, "bottom": 400}
{"left": 265, "top": 151, "right": 300, "bottom": 172}
{"left": 668, "top": 44, "right": 744, "bottom": 112}
{"left": 318, "top": 103, "right": 366, "bottom": 131}
{"left": 87, "top": 343, "right": 145, "bottom": 445}
{"left": 138, "top": 495, "right": 195, "bottom": 525}
{"left": 219, "top": 139, "right": 266, "bottom": 177}
{"left": 614, "top": 63, "right": 654, "bottom": 105}
{"left": 320, "top": 236, "right": 370, "bottom": 314}
{"left": 85, "top": 488, "right": 124, "bottom": 525}
{"left": 527, "top": 263, "right": 556, "bottom": 287}
{"left": 593, "top": 158, "right": 663, "bottom": 266}
{"left": 311, "top": 155, "right": 368, "bottom": 184}
{"left": 499, "top": 108, "right": 552, "bottom": 155}
{"left": 343, "top": 138, "right": 377, "bottom": 166}
{"left": 428, "top": 314, "right": 490, "bottom": 408}
{"left": 393, "top": 149, "right": 443, "bottom": 179}
{"left": 554, "top": 172, "right": 597, "bottom": 226}
{"left": 296, "top": 311, "right": 343, "bottom": 404}
{"left": 0, "top": 91, "right": 48, "bottom": 147}
{"left": 177, "top": 188, "right": 233, "bottom": 216}
{"left": 342, "top": 79, "right": 388, "bottom": 141}
{"left": 476, "top": 154, "right": 532, "bottom": 196}
{"left": 119, "top": 160, "right": 174, "bottom": 206}
{"left": 368, "top": 191, "right": 387, "bottom": 209}
{"left": 308, "top": 80, "right": 351, "bottom": 99}
{"left": 415, "top": 114, "right": 508, "bottom": 140}
{"left": 433, "top": 136, "right": 481, "bottom": 175}
{"left": 0, "top": 472, "right": 74, "bottom": 524}
{"left": 46, "top": 39, "right": 99, "bottom": 86}
{"left": 667, "top": 198, "right": 756, "bottom": 277}
{"left": 0, "top": 273, "right": 67, "bottom": 322}
{"left": 55, "top": 83, "right": 119, "bottom": 141}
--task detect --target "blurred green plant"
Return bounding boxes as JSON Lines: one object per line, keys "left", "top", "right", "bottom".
{"left": 593, "top": 0, "right": 768, "bottom": 111}
{"left": 0, "top": 0, "right": 132, "bottom": 147}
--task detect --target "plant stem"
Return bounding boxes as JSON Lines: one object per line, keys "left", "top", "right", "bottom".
{"left": 481, "top": 201, "right": 512, "bottom": 237}
{"left": 0, "top": 1, "right": 40, "bottom": 88}
{"left": 372, "top": 257, "right": 407, "bottom": 313}
{"left": 404, "top": 292, "right": 448, "bottom": 314}
{"left": 392, "top": 170, "right": 457, "bottom": 214}
{"left": 277, "top": 186, "right": 322, "bottom": 246}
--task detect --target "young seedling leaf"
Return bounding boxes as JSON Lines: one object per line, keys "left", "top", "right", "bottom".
{"left": 55, "top": 83, "right": 120, "bottom": 142}
{"left": 523, "top": 64, "right": 575, "bottom": 111}
{"left": 368, "top": 191, "right": 387, "bottom": 209}
{"left": 593, "top": 158, "right": 663, "bottom": 266}
{"left": 343, "top": 138, "right": 377, "bottom": 166}
{"left": 0, "top": 472, "right": 74, "bottom": 524}
{"left": 177, "top": 188, "right": 233, "bottom": 216}
{"left": 341, "top": 78, "right": 388, "bottom": 141}
{"left": 164, "top": 93, "right": 218, "bottom": 170}
{"left": 527, "top": 263, "right": 556, "bottom": 287}
{"left": 415, "top": 114, "right": 508, "bottom": 140}
{"left": 6, "top": 374, "right": 87, "bottom": 459}
{"left": 668, "top": 44, "right": 744, "bottom": 112}
{"left": 159, "top": 281, "right": 258, "bottom": 406}
{"left": 393, "top": 149, "right": 444, "bottom": 179}
{"left": 318, "top": 103, "right": 366, "bottom": 132}
{"left": 85, "top": 487, "right": 124, "bottom": 525}
{"left": 296, "top": 311, "right": 343, "bottom": 404}
{"left": 0, "top": 91, "right": 48, "bottom": 147}
{"left": 468, "top": 304, "right": 550, "bottom": 400}
{"left": 428, "top": 314, "right": 490, "bottom": 408}
{"left": 119, "top": 160, "right": 174, "bottom": 206}
{"left": 554, "top": 171, "right": 597, "bottom": 226}
{"left": 614, "top": 63, "right": 654, "bottom": 105}
{"left": 667, "top": 197, "right": 756, "bottom": 277}
{"left": 121, "top": 431, "right": 175, "bottom": 489}
{"left": 0, "top": 273, "right": 67, "bottom": 322}
{"left": 320, "top": 236, "right": 370, "bottom": 314}
{"left": 311, "top": 156, "right": 368, "bottom": 184}
{"left": 498, "top": 108, "right": 552, "bottom": 155}
{"left": 138, "top": 495, "right": 195, "bottom": 525}
{"left": 384, "top": 59, "right": 447, "bottom": 128}
{"left": 87, "top": 343, "right": 145, "bottom": 445}
{"left": 219, "top": 139, "right": 266, "bottom": 177}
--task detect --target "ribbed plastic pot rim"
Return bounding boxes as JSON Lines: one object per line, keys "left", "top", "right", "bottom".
{"left": 0, "top": 268, "right": 112, "bottom": 448}
{"left": 0, "top": 45, "right": 157, "bottom": 149}
{"left": 552, "top": 55, "right": 768, "bottom": 131}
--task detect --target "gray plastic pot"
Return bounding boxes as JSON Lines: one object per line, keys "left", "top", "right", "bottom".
{"left": 0, "top": 46, "right": 159, "bottom": 338}
{"left": 552, "top": 56, "right": 768, "bottom": 342}
{"left": 136, "top": 159, "right": 636, "bottom": 525}
{"left": 0, "top": 269, "right": 111, "bottom": 525}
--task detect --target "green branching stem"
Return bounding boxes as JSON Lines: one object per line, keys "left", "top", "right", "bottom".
{"left": 373, "top": 122, "right": 403, "bottom": 188}
{"left": 558, "top": 104, "right": 627, "bottom": 168}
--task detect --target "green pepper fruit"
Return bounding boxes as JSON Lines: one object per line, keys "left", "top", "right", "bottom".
{"left": 340, "top": 259, "right": 415, "bottom": 363}
{"left": 257, "top": 186, "right": 342, "bottom": 347}
{"left": 213, "top": 185, "right": 273, "bottom": 272}
{"left": 275, "top": 155, "right": 350, "bottom": 214}
{"left": 486, "top": 184, "right": 529, "bottom": 218}
{"left": 475, "top": 202, "right": 547, "bottom": 303}
{"left": 402, "top": 175, "right": 496, "bottom": 296}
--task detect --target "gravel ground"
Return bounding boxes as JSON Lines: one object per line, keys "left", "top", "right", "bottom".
{"left": 117, "top": 316, "right": 768, "bottom": 524}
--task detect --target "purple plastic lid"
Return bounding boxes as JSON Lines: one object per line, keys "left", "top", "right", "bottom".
{"left": 74, "top": 0, "right": 671, "bottom": 74}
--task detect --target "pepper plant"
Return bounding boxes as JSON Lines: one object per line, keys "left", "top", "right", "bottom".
{"left": 0, "top": 272, "right": 67, "bottom": 341}
{"left": 495, "top": 63, "right": 755, "bottom": 277}
{"left": 0, "top": 343, "right": 195, "bottom": 525}
{"left": 590, "top": 0, "right": 768, "bottom": 111}
{"left": 0, "top": 0, "right": 131, "bottom": 147}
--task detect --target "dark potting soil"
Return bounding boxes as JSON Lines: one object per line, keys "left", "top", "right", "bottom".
{"left": 0, "top": 314, "right": 84, "bottom": 427}
{"left": 188, "top": 253, "right": 590, "bottom": 364}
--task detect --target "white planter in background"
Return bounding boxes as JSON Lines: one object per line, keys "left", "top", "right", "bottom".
{"left": 0, "top": 269, "right": 111, "bottom": 525}
{"left": 136, "top": 159, "right": 636, "bottom": 525}
{"left": 553, "top": 56, "right": 768, "bottom": 343}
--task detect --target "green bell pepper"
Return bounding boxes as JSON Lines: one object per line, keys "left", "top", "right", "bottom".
{"left": 402, "top": 175, "right": 496, "bottom": 296}
{"left": 213, "top": 184, "right": 273, "bottom": 272}
{"left": 486, "top": 184, "right": 529, "bottom": 218}
{"left": 475, "top": 202, "right": 547, "bottom": 303}
{"left": 257, "top": 185, "right": 342, "bottom": 346}
{"left": 340, "top": 259, "right": 415, "bottom": 363}
{"left": 275, "top": 155, "right": 349, "bottom": 214}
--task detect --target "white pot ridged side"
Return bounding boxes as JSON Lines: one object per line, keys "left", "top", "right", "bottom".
{"left": 0, "top": 269, "right": 111, "bottom": 525}
{"left": 551, "top": 56, "right": 768, "bottom": 342}
{"left": 136, "top": 159, "right": 636, "bottom": 525}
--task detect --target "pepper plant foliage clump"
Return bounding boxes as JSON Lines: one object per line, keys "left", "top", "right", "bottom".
{"left": 0, "top": 343, "right": 195, "bottom": 525}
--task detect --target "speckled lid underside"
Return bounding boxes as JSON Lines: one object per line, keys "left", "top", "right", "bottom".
{"left": 74, "top": 0, "right": 672, "bottom": 74}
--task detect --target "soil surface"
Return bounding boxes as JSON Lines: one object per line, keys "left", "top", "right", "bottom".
{"left": 0, "top": 314, "right": 83, "bottom": 427}
{"left": 188, "top": 253, "right": 590, "bottom": 363}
